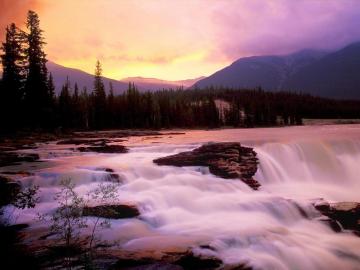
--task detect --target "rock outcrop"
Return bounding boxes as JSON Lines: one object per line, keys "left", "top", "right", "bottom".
{"left": 153, "top": 142, "right": 260, "bottom": 190}
{"left": 82, "top": 204, "right": 140, "bottom": 219}
{"left": 314, "top": 201, "right": 360, "bottom": 235}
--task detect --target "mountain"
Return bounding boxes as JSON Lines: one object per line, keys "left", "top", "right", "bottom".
{"left": 121, "top": 76, "right": 205, "bottom": 91}
{"left": 194, "top": 50, "right": 327, "bottom": 91}
{"left": 194, "top": 42, "right": 360, "bottom": 99}
{"left": 283, "top": 42, "right": 360, "bottom": 99}
{"left": 47, "top": 61, "right": 128, "bottom": 95}
{"left": 47, "top": 61, "right": 204, "bottom": 94}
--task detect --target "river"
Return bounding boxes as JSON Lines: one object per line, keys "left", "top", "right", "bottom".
{"left": 4, "top": 124, "right": 360, "bottom": 269}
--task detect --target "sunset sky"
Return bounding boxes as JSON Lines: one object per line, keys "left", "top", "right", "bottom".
{"left": 1, "top": 0, "right": 360, "bottom": 81}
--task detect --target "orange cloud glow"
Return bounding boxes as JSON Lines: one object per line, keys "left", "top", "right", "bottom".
{"left": 2, "top": 0, "right": 360, "bottom": 80}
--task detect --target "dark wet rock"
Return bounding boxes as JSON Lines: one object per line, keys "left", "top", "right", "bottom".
{"left": 113, "top": 259, "right": 183, "bottom": 270}
{"left": 0, "top": 175, "right": 21, "bottom": 206}
{"left": 174, "top": 251, "right": 222, "bottom": 270}
{"left": 57, "top": 138, "right": 108, "bottom": 145}
{"left": 82, "top": 204, "right": 140, "bottom": 219}
{"left": 0, "top": 171, "right": 34, "bottom": 177}
{"left": 105, "top": 173, "right": 122, "bottom": 183}
{"left": 223, "top": 264, "right": 253, "bottom": 270}
{"left": 111, "top": 250, "right": 222, "bottom": 270}
{"left": 315, "top": 201, "right": 360, "bottom": 235}
{"left": 78, "top": 144, "right": 128, "bottom": 154}
{"left": 96, "top": 167, "right": 116, "bottom": 173}
{"left": 0, "top": 152, "right": 40, "bottom": 167}
{"left": 95, "top": 167, "right": 122, "bottom": 183}
{"left": 153, "top": 142, "right": 260, "bottom": 190}
{"left": 75, "top": 130, "right": 163, "bottom": 139}
{"left": 316, "top": 216, "right": 342, "bottom": 232}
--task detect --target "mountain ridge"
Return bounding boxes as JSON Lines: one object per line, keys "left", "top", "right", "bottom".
{"left": 194, "top": 42, "right": 360, "bottom": 99}
{"left": 47, "top": 61, "right": 204, "bottom": 94}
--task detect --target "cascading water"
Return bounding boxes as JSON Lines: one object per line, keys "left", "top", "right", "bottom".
{"left": 6, "top": 127, "right": 360, "bottom": 270}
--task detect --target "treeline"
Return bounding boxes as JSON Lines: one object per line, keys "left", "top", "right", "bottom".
{"left": 1, "top": 11, "right": 360, "bottom": 133}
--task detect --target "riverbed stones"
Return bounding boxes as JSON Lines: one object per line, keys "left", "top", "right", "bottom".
{"left": 153, "top": 142, "right": 260, "bottom": 190}
{"left": 82, "top": 204, "right": 140, "bottom": 219}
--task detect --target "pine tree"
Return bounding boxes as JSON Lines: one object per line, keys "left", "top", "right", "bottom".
{"left": 0, "top": 23, "right": 26, "bottom": 130}
{"left": 73, "top": 83, "right": 79, "bottom": 102}
{"left": 47, "top": 72, "right": 55, "bottom": 104}
{"left": 23, "top": 10, "right": 50, "bottom": 127}
{"left": 93, "top": 60, "right": 106, "bottom": 129}
{"left": 58, "top": 77, "right": 72, "bottom": 128}
{"left": 80, "top": 87, "right": 89, "bottom": 129}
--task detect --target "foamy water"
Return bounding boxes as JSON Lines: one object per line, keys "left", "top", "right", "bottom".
{"left": 5, "top": 125, "right": 360, "bottom": 269}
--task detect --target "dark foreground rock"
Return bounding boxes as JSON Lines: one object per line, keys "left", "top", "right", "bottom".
{"left": 57, "top": 138, "right": 110, "bottom": 145}
{"left": 0, "top": 152, "right": 40, "bottom": 167}
{"left": 153, "top": 142, "right": 260, "bottom": 190}
{"left": 112, "top": 250, "right": 223, "bottom": 270}
{"left": 314, "top": 201, "right": 360, "bottom": 235}
{"left": 82, "top": 204, "right": 140, "bottom": 219}
{"left": 78, "top": 144, "right": 129, "bottom": 154}
{"left": 0, "top": 175, "right": 21, "bottom": 206}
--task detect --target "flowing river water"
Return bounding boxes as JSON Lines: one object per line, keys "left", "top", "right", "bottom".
{"left": 4, "top": 124, "right": 360, "bottom": 269}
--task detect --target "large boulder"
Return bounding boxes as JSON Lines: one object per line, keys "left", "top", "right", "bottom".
{"left": 82, "top": 204, "right": 140, "bottom": 219}
{"left": 314, "top": 201, "right": 360, "bottom": 235}
{"left": 153, "top": 142, "right": 260, "bottom": 190}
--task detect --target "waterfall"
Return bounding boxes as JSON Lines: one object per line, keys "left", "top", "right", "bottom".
{"left": 255, "top": 140, "right": 360, "bottom": 202}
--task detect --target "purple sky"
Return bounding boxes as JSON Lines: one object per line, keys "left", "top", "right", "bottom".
{"left": 1, "top": 0, "right": 360, "bottom": 80}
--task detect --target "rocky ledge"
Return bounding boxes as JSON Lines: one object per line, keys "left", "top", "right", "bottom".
{"left": 82, "top": 204, "right": 140, "bottom": 219}
{"left": 314, "top": 201, "right": 360, "bottom": 236}
{"left": 153, "top": 142, "right": 260, "bottom": 190}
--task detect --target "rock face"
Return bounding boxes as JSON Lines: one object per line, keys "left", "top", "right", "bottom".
{"left": 78, "top": 144, "right": 128, "bottom": 154}
{"left": 315, "top": 201, "right": 360, "bottom": 235}
{"left": 82, "top": 204, "right": 140, "bottom": 219}
{"left": 153, "top": 142, "right": 260, "bottom": 190}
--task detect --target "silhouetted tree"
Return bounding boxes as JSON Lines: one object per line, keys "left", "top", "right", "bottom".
{"left": 23, "top": 10, "right": 50, "bottom": 127}
{"left": 58, "top": 77, "right": 72, "bottom": 128}
{"left": 0, "top": 23, "right": 26, "bottom": 130}
{"left": 92, "top": 60, "right": 106, "bottom": 129}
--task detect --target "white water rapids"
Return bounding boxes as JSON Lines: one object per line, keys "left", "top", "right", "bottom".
{"left": 5, "top": 125, "right": 360, "bottom": 269}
